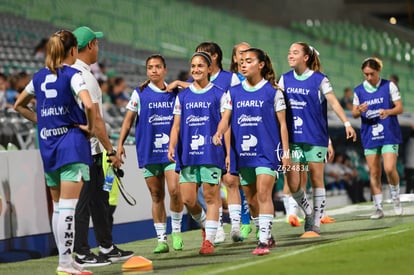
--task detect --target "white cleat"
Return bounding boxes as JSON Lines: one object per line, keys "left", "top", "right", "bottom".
{"left": 214, "top": 226, "right": 226, "bottom": 244}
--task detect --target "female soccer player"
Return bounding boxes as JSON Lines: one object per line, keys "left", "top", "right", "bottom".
{"left": 14, "top": 30, "right": 95, "bottom": 275}
{"left": 279, "top": 42, "right": 356, "bottom": 237}
{"left": 168, "top": 52, "right": 226, "bottom": 255}
{"left": 116, "top": 54, "right": 184, "bottom": 253}
{"left": 214, "top": 47, "right": 289, "bottom": 256}
{"left": 195, "top": 42, "right": 244, "bottom": 243}
{"left": 229, "top": 41, "right": 258, "bottom": 239}
{"left": 352, "top": 57, "right": 403, "bottom": 219}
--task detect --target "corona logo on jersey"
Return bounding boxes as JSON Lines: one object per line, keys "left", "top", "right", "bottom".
{"left": 241, "top": 134, "right": 257, "bottom": 151}
{"left": 190, "top": 134, "right": 205, "bottom": 150}
{"left": 293, "top": 116, "right": 303, "bottom": 130}
{"left": 153, "top": 133, "right": 169, "bottom": 148}
{"left": 39, "top": 126, "right": 68, "bottom": 140}
{"left": 372, "top": 123, "right": 384, "bottom": 139}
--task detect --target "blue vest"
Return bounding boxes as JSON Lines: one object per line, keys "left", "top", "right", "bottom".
{"left": 229, "top": 82, "right": 281, "bottom": 170}
{"left": 176, "top": 85, "right": 225, "bottom": 170}
{"left": 135, "top": 86, "right": 176, "bottom": 167}
{"left": 282, "top": 70, "right": 328, "bottom": 146}
{"left": 189, "top": 70, "right": 234, "bottom": 91}
{"left": 32, "top": 66, "right": 91, "bottom": 172}
{"left": 354, "top": 79, "right": 402, "bottom": 149}
{"left": 212, "top": 70, "right": 234, "bottom": 91}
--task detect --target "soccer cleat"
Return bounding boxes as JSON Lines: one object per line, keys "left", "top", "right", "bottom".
{"left": 75, "top": 251, "right": 111, "bottom": 267}
{"left": 199, "top": 240, "right": 215, "bottom": 255}
{"left": 252, "top": 242, "right": 270, "bottom": 256}
{"left": 392, "top": 197, "right": 403, "bottom": 216}
{"left": 321, "top": 216, "right": 336, "bottom": 224}
{"left": 57, "top": 261, "right": 93, "bottom": 275}
{"left": 99, "top": 245, "right": 134, "bottom": 262}
{"left": 152, "top": 242, "right": 169, "bottom": 254}
{"left": 172, "top": 232, "right": 184, "bottom": 251}
{"left": 288, "top": 214, "right": 302, "bottom": 227}
{"left": 300, "top": 231, "right": 320, "bottom": 238}
{"left": 304, "top": 214, "right": 314, "bottom": 232}
{"left": 230, "top": 230, "right": 244, "bottom": 242}
{"left": 267, "top": 235, "right": 276, "bottom": 248}
{"left": 370, "top": 209, "right": 384, "bottom": 219}
{"left": 240, "top": 224, "right": 252, "bottom": 239}
{"left": 214, "top": 226, "right": 226, "bottom": 244}
{"left": 56, "top": 271, "right": 92, "bottom": 275}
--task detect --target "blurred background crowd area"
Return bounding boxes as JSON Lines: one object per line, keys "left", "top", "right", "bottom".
{"left": 1, "top": 0, "right": 414, "bottom": 195}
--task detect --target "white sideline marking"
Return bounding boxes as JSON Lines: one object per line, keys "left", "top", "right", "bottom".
{"left": 203, "top": 228, "right": 410, "bottom": 275}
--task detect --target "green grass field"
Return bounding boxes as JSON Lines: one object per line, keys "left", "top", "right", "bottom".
{"left": 1, "top": 199, "right": 413, "bottom": 275}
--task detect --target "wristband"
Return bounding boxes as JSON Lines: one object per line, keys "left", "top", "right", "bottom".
{"left": 344, "top": 121, "right": 351, "bottom": 127}
{"left": 106, "top": 150, "right": 117, "bottom": 157}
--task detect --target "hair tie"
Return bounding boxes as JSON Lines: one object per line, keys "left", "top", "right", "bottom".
{"left": 309, "top": 45, "right": 320, "bottom": 57}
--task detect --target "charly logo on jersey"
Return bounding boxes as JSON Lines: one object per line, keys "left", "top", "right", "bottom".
{"left": 40, "top": 105, "right": 70, "bottom": 117}
{"left": 372, "top": 123, "right": 385, "bottom": 140}
{"left": 153, "top": 133, "right": 169, "bottom": 150}
{"left": 39, "top": 126, "right": 68, "bottom": 140}
{"left": 240, "top": 134, "right": 257, "bottom": 156}
{"left": 237, "top": 114, "right": 262, "bottom": 126}
{"left": 190, "top": 134, "right": 205, "bottom": 151}
{"left": 148, "top": 114, "right": 173, "bottom": 126}
{"left": 185, "top": 115, "right": 209, "bottom": 126}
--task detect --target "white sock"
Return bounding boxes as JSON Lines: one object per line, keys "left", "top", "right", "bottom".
{"left": 99, "top": 245, "right": 114, "bottom": 254}
{"left": 191, "top": 209, "right": 206, "bottom": 228}
{"left": 205, "top": 220, "right": 218, "bottom": 243}
{"left": 170, "top": 210, "right": 183, "bottom": 233}
{"left": 282, "top": 194, "right": 290, "bottom": 216}
{"left": 258, "top": 214, "right": 273, "bottom": 244}
{"left": 292, "top": 189, "right": 312, "bottom": 216}
{"left": 313, "top": 188, "right": 326, "bottom": 228}
{"left": 288, "top": 196, "right": 299, "bottom": 217}
{"left": 57, "top": 198, "right": 77, "bottom": 268}
{"left": 389, "top": 184, "right": 400, "bottom": 201}
{"left": 373, "top": 193, "right": 383, "bottom": 210}
{"left": 52, "top": 201, "right": 59, "bottom": 246}
{"left": 218, "top": 206, "right": 223, "bottom": 227}
{"left": 228, "top": 204, "right": 241, "bottom": 231}
{"left": 154, "top": 223, "right": 167, "bottom": 242}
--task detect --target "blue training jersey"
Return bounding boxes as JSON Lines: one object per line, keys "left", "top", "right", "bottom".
{"left": 175, "top": 84, "right": 225, "bottom": 170}
{"left": 282, "top": 70, "right": 329, "bottom": 146}
{"left": 229, "top": 81, "right": 282, "bottom": 170}
{"left": 33, "top": 66, "right": 92, "bottom": 172}
{"left": 354, "top": 79, "right": 402, "bottom": 149}
{"left": 134, "top": 85, "right": 176, "bottom": 167}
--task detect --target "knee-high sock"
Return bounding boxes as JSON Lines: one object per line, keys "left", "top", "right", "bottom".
{"left": 57, "top": 198, "right": 77, "bottom": 268}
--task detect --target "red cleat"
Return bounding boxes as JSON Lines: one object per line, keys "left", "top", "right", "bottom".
{"left": 199, "top": 240, "right": 215, "bottom": 255}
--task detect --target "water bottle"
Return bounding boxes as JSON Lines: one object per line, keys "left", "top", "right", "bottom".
{"left": 103, "top": 165, "right": 115, "bottom": 192}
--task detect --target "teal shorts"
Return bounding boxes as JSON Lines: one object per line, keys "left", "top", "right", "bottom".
{"left": 364, "top": 144, "right": 399, "bottom": 156}
{"left": 290, "top": 143, "right": 327, "bottom": 163}
{"left": 45, "top": 162, "right": 90, "bottom": 187}
{"left": 143, "top": 162, "right": 176, "bottom": 178}
{"left": 239, "top": 167, "right": 277, "bottom": 186}
{"left": 179, "top": 165, "right": 222, "bottom": 185}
